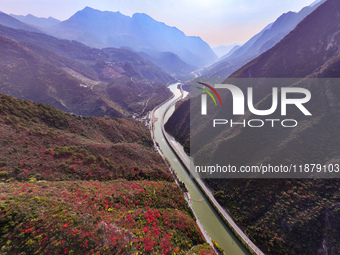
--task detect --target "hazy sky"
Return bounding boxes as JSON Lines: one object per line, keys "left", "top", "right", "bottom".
{"left": 0, "top": 0, "right": 317, "bottom": 46}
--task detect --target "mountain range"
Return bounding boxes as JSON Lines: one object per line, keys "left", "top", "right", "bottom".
{"left": 1, "top": 9, "right": 218, "bottom": 78}
{"left": 10, "top": 14, "right": 61, "bottom": 28}
{"left": 0, "top": 17, "right": 173, "bottom": 117}
{"left": 46, "top": 7, "right": 217, "bottom": 68}
{"left": 0, "top": 11, "right": 39, "bottom": 32}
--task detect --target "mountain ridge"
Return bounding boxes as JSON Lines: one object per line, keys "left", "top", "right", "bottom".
{"left": 230, "top": 0, "right": 338, "bottom": 78}
{"left": 48, "top": 6, "right": 217, "bottom": 68}
{"left": 204, "top": 0, "right": 325, "bottom": 78}
{"left": 0, "top": 11, "right": 40, "bottom": 32}
{"left": 10, "top": 14, "right": 61, "bottom": 28}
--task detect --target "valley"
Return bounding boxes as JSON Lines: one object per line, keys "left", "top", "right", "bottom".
{"left": 150, "top": 83, "right": 252, "bottom": 255}
{"left": 1, "top": 0, "right": 340, "bottom": 254}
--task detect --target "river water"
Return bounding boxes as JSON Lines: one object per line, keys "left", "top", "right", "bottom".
{"left": 153, "top": 83, "right": 250, "bottom": 255}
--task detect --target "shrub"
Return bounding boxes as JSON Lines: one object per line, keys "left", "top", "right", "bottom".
{"left": 0, "top": 171, "right": 8, "bottom": 178}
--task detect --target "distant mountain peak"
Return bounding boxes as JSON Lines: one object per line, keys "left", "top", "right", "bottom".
{"left": 50, "top": 7, "right": 217, "bottom": 67}
{"left": 77, "top": 6, "right": 100, "bottom": 15}
{"left": 131, "top": 12, "right": 167, "bottom": 27}
{"left": 132, "top": 12, "right": 148, "bottom": 17}
{"left": 79, "top": 6, "right": 122, "bottom": 15}
{"left": 132, "top": 12, "right": 152, "bottom": 19}
{"left": 69, "top": 6, "right": 128, "bottom": 22}
{"left": 0, "top": 11, "right": 40, "bottom": 32}
{"left": 9, "top": 13, "right": 61, "bottom": 28}
{"left": 82, "top": 6, "right": 96, "bottom": 11}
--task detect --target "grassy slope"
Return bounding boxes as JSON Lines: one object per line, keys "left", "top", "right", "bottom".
{"left": 0, "top": 94, "right": 214, "bottom": 254}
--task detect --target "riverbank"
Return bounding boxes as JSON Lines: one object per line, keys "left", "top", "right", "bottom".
{"left": 147, "top": 83, "right": 216, "bottom": 252}
{"left": 159, "top": 86, "right": 264, "bottom": 255}
{"left": 149, "top": 83, "right": 251, "bottom": 255}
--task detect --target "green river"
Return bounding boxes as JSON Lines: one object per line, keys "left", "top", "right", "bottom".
{"left": 152, "top": 83, "right": 250, "bottom": 255}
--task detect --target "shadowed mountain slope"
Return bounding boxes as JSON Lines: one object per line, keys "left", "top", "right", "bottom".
{"left": 204, "top": 0, "right": 325, "bottom": 78}
{"left": 166, "top": 1, "right": 340, "bottom": 254}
